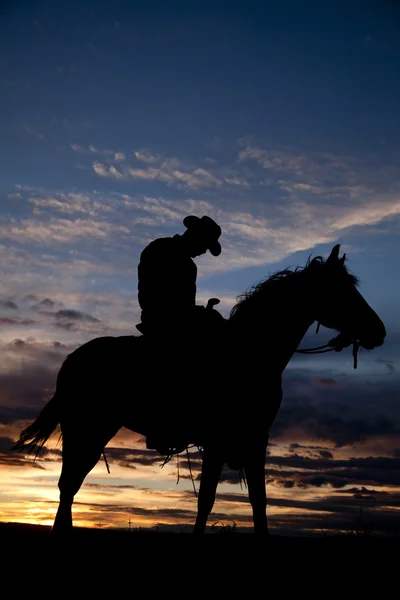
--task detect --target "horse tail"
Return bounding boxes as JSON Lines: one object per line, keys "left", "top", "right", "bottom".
{"left": 12, "top": 393, "right": 62, "bottom": 458}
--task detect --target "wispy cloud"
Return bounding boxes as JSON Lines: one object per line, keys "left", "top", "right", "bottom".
{"left": 88, "top": 146, "right": 254, "bottom": 190}
{"left": 70, "top": 143, "right": 116, "bottom": 156}
{"left": 3, "top": 142, "right": 400, "bottom": 314}
{"left": 28, "top": 192, "right": 114, "bottom": 216}
{"left": 134, "top": 149, "right": 162, "bottom": 164}
{"left": 5, "top": 178, "right": 400, "bottom": 279}
{"left": 208, "top": 192, "right": 400, "bottom": 271}
{"left": 0, "top": 244, "right": 122, "bottom": 283}
{"left": 22, "top": 125, "right": 45, "bottom": 141}
{"left": 0, "top": 218, "right": 129, "bottom": 245}
{"left": 93, "top": 160, "right": 223, "bottom": 189}
{"left": 238, "top": 141, "right": 358, "bottom": 177}
{"left": 238, "top": 140, "right": 400, "bottom": 200}
{"left": 85, "top": 140, "right": 400, "bottom": 215}
{"left": 44, "top": 308, "right": 103, "bottom": 332}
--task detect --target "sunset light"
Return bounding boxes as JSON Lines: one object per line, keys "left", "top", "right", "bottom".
{"left": 1, "top": 0, "right": 399, "bottom": 541}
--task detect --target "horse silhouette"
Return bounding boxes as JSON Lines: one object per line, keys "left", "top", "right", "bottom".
{"left": 12, "top": 245, "right": 386, "bottom": 539}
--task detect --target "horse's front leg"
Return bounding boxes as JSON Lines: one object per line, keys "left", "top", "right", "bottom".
{"left": 193, "top": 446, "right": 225, "bottom": 535}
{"left": 244, "top": 443, "right": 269, "bottom": 536}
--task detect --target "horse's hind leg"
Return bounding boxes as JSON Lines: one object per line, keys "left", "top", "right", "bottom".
{"left": 50, "top": 423, "right": 119, "bottom": 540}
{"left": 193, "top": 446, "right": 225, "bottom": 535}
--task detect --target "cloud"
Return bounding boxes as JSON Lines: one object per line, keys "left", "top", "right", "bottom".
{"left": 126, "top": 166, "right": 174, "bottom": 183}
{"left": 134, "top": 150, "right": 162, "bottom": 164}
{"left": 238, "top": 144, "right": 310, "bottom": 174}
{"left": 55, "top": 309, "right": 99, "bottom": 322}
{"left": 0, "top": 290, "right": 140, "bottom": 347}
{"left": 5, "top": 138, "right": 400, "bottom": 290}
{"left": 0, "top": 318, "right": 36, "bottom": 326}
{"left": 266, "top": 453, "right": 400, "bottom": 490}
{"left": 84, "top": 145, "right": 400, "bottom": 272}
{"left": 26, "top": 308, "right": 106, "bottom": 334}
{"left": 375, "top": 357, "right": 396, "bottom": 374}
{"left": 0, "top": 217, "right": 129, "bottom": 245}
{"left": 211, "top": 192, "right": 400, "bottom": 271}
{"left": 31, "top": 298, "right": 59, "bottom": 311}
{"left": 27, "top": 190, "right": 115, "bottom": 216}
{"left": 172, "top": 168, "right": 222, "bottom": 188}
{"left": 0, "top": 340, "right": 69, "bottom": 414}
{"left": 52, "top": 309, "right": 101, "bottom": 331}
{"left": 88, "top": 145, "right": 114, "bottom": 156}
{"left": 238, "top": 139, "right": 400, "bottom": 197}
{"left": 319, "top": 450, "right": 333, "bottom": 459}
{"left": 70, "top": 143, "right": 84, "bottom": 153}
{"left": 0, "top": 300, "right": 18, "bottom": 310}
{"left": 0, "top": 248, "right": 127, "bottom": 312}
{"left": 238, "top": 141, "right": 359, "bottom": 178}
{"left": 92, "top": 148, "right": 224, "bottom": 190}
{"left": 65, "top": 142, "right": 400, "bottom": 273}
{"left": 7, "top": 183, "right": 400, "bottom": 279}
{"left": 71, "top": 143, "right": 115, "bottom": 156}
{"left": 223, "top": 176, "right": 251, "bottom": 187}
{"left": 271, "top": 380, "right": 400, "bottom": 448}
{"left": 92, "top": 162, "right": 110, "bottom": 177}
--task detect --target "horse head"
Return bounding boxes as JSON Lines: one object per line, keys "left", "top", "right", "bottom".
{"left": 314, "top": 244, "right": 386, "bottom": 350}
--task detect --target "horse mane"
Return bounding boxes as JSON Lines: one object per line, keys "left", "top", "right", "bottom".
{"left": 229, "top": 253, "right": 359, "bottom": 320}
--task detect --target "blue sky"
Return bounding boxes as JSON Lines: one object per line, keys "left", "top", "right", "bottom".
{"left": 0, "top": 0, "right": 399, "bottom": 536}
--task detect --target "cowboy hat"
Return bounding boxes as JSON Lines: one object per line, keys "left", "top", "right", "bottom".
{"left": 183, "top": 215, "right": 222, "bottom": 256}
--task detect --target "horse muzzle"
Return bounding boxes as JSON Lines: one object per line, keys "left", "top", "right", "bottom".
{"left": 359, "top": 337, "right": 385, "bottom": 350}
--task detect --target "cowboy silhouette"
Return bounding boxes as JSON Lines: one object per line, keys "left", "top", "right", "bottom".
{"left": 136, "top": 215, "right": 224, "bottom": 339}
{"left": 136, "top": 215, "right": 225, "bottom": 455}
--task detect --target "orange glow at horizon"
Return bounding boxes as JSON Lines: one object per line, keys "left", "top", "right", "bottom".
{"left": 2, "top": 426, "right": 399, "bottom": 535}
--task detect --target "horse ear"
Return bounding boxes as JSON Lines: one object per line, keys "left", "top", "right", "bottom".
{"left": 325, "top": 244, "right": 341, "bottom": 266}
{"left": 340, "top": 253, "right": 346, "bottom": 265}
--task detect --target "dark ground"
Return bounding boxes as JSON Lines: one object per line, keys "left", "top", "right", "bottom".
{"left": 1, "top": 520, "right": 399, "bottom": 550}
{"left": 2, "top": 523, "right": 395, "bottom": 594}
{"left": 1, "top": 521, "right": 398, "bottom": 583}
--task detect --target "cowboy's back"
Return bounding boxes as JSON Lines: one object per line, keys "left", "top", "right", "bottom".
{"left": 138, "top": 234, "right": 197, "bottom": 332}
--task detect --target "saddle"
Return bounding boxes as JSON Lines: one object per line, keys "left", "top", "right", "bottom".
{"left": 136, "top": 301, "right": 227, "bottom": 352}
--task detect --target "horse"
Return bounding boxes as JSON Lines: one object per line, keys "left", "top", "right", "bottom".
{"left": 12, "top": 244, "right": 386, "bottom": 539}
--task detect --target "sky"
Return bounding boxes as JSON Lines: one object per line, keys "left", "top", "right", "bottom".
{"left": 0, "top": 0, "right": 399, "bottom": 537}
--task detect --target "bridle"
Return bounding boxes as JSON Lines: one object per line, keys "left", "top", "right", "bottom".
{"left": 295, "top": 322, "right": 360, "bottom": 369}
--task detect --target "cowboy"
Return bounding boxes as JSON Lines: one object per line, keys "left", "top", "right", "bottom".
{"left": 136, "top": 215, "right": 225, "bottom": 456}
{"left": 136, "top": 215, "right": 224, "bottom": 339}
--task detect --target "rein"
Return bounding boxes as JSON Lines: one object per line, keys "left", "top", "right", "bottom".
{"left": 295, "top": 324, "right": 360, "bottom": 369}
